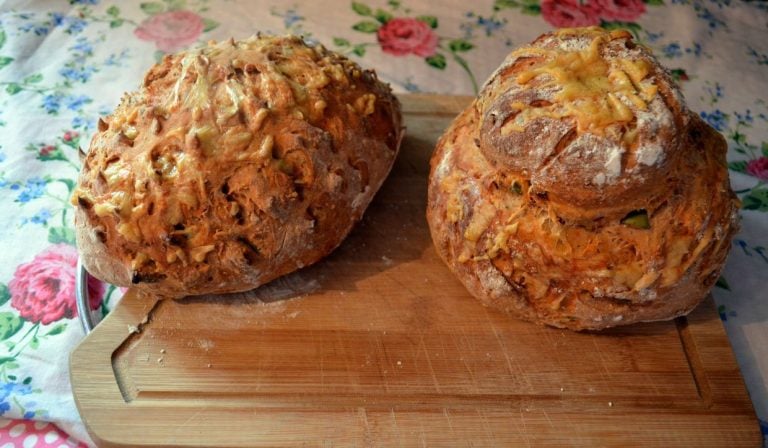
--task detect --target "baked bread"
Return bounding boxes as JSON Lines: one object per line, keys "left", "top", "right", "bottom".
{"left": 72, "top": 35, "right": 403, "bottom": 298}
{"left": 427, "top": 27, "right": 739, "bottom": 330}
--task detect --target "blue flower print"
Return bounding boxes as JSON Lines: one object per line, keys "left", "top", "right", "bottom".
{"left": 461, "top": 12, "right": 507, "bottom": 39}
{"left": 695, "top": 4, "right": 726, "bottom": 31}
{"left": 104, "top": 49, "right": 130, "bottom": 66}
{"left": 71, "top": 115, "right": 88, "bottom": 129}
{"left": 734, "top": 110, "right": 753, "bottom": 126}
{"left": 22, "top": 208, "right": 52, "bottom": 226}
{"left": 18, "top": 11, "right": 89, "bottom": 36}
{"left": 688, "top": 42, "right": 703, "bottom": 57}
{"left": 41, "top": 94, "right": 62, "bottom": 114}
{"left": 15, "top": 178, "right": 48, "bottom": 203}
{"left": 747, "top": 47, "right": 768, "bottom": 65}
{"left": 51, "top": 12, "right": 65, "bottom": 27}
{"left": 663, "top": 43, "right": 683, "bottom": 58}
{"left": 282, "top": 9, "right": 303, "bottom": 28}
{"left": 71, "top": 37, "right": 94, "bottom": 55}
{"left": 64, "top": 17, "right": 87, "bottom": 35}
{"left": 476, "top": 15, "right": 506, "bottom": 36}
{"left": 59, "top": 65, "right": 96, "bottom": 83}
{"left": 0, "top": 151, "right": 6, "bottom": 163}
{"left": 64, "top": 94, "right": 91, "bottom": 111}
{"left": 700, "top": 110, "right": 727, "bottom": 132}
{"left": 0, "top": 382, "right": 33, "bottom": 416}
{"left": 643, "top": 30, "right": 664, "bottom": 43}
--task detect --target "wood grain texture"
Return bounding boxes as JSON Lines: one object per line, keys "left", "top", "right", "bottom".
{"left": 70, "top": 94, "right": 761, "bottom": 447}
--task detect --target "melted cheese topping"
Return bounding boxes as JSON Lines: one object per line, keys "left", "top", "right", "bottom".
{"left": 505, "top": 27, "right": 658, "bottom": 137}
{"left": 74, "top": 35, "right": 387, "bottom": 270}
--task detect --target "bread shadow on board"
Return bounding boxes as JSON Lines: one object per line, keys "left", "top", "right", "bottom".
{"left": 176, "top": 168, "right": 431, "bottom": 308}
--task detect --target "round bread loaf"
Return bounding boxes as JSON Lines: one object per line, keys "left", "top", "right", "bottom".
{"left": 427, "top": 27, "right": 739, "bottom": 330}
{"left": 72, "top": 35, "right": 403, "bottom": 298}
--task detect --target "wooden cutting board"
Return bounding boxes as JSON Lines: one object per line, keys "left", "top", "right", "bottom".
{"left": 70, "top": 94, "right": 761, "bottom": 447}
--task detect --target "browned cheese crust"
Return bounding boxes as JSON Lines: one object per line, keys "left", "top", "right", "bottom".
{"left": 427, "top": 27, "right": 739, "bottom": 330}
{"left": 72, "top": 35, "right": 403, "bottom": 298}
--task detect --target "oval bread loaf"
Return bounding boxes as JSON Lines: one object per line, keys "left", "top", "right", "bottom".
{"left": 73, "top": 35, "right": 403, "bottom": 298}
{"left": 427, "top": 27, "right": 739, "bottom": 330}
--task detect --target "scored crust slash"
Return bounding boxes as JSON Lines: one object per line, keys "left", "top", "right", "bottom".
{"left": 71, "top": 35, "right": 404, "bottom": 299}
{"left": 427, "top": 27, "right": 740, "bottom": 330}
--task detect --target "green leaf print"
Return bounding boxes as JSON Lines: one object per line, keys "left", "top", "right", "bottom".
{"left": 56, "top": 178, "right": 76, "bottom": 193}
{"left": 45, "top": 323, "right": 67, "bottom": 336}
{"left": 520, "top": 3, "right": 541, "bottom": 15}
{"left": 374, "top": 9, "right": 393, "bottom": 24}
{"left": 762, "top": 142, "right": 768, "bottom": 157}
{"left": 352, "top": 44, "right": 367, "bottom": 57}
{"left": 0, "top": 284, "right": 9, "bottom": 307}
{"left": 202, "top": 18, "right": 219, "bottom": 32}
{"left": 352, "top": 2, "right": 373, "bottom": 16}
{"left": 106, "top": 5, "right": 120, "bottom": 16}
{"left": 449, "top": 39, "right": 473, "bottom": 52}
{"left": 36, "top": 146, "right": 68, "bottom": 162}
{"left": 23, "top": 73, "right": 42, "bottom": 84}
{"left": 600, "top": 21, "right": 642, "bottom": 38}
{"left": 728, "top": 161, "right": 747, "bottom": 173}
{"left": 48, "top": 226, "right": 76, "bottom": 245}
{"left": 742, "top": 187, "right": 768, "bottom": 211}
{"left": 426, "top": 53, "right": 447, "bottom": 69}
{"left": 352, "top": 21, "right": 380, "bottom": 33}
{"left": 164, "top": 0, "right": 186, "bottom": 11}
{"left": 0, "top": 313, "right": 24, "bottom": 341}
{"left": 644, "top": 0, "right": 664, "bottom": 5}
{"left": 715, "top": 276, "right": 731, "bottom": 291}
{"left": 0, "top": 56, "right": 13, "bottom": 70}
{"left": 334, "top": 37, "right": 350, "bottom": 47}
{"left": 140, "top": 2, "right": 165, "bottom": 15}
{"left": 0, "top": 29, "right": 6, "bottom": 49}
{"left": 5, "top": 83, "right": 21, "bottom": 94}
{"left": 417, "top": 15, "right": 438, "bottom": 29}
{"left": 494, "top": 0, "right": 520, "bottom": 10}
{"left": 0, "top": 357, "right": 17, "bottom": 366}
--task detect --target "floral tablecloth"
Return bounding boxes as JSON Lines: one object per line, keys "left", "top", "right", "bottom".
{"left": 0, "top": 0, "right": 766, "bottom": 446}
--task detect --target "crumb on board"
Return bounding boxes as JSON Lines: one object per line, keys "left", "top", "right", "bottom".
{"left": 128, "top": 325, "right": 139, "bottom": 334}
{"left": 160, "top": 348, "right": 166, "bottom": 354}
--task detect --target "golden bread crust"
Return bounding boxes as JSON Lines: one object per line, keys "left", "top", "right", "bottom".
{"left": 427, "top": 27, "right": 739, "bottom": 330}
{"left": 73, "top": 35, "right": 403, "bottom": 298}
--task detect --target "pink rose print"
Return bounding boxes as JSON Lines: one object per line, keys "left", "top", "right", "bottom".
{"left": 541, "top": 0, "right": 600, "bottom": 28}
{"left": 134, "top": 10, "right": 205, "bottom": 53}
{"left": 9, "top": 244, "right": 104, "bottom": 325}
{"left": 746, "top": 156, "right": 768, "bottom": 181}
{"left": 377, "top": 17, "right": 438, "bottom": 57}
{"left": 593, "top": 0, "right": 646, "bottom": 22}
